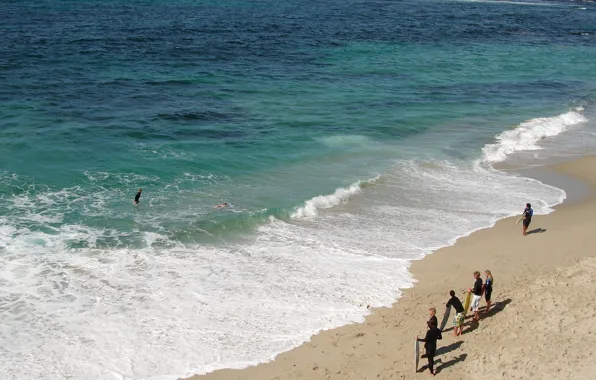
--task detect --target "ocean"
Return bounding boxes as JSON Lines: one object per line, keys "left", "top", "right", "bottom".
{"left": 1, "top": 0, "right": 595, "bottom": 379}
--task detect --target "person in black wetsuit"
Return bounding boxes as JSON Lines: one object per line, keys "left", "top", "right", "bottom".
{"left": 522, "top": 203, "right": 533, "bottom": 236}
{"left": 446, "top": 290, "right": 465, "bottom": 336}
{"left": 484, "top": 270, "right": 494, "bottom": 313}
{"left": 427, "top": 307, "right": 438, "bottom": 329}
{"left": 417, "top": 319, "right": 442, "bottom": 376}
{"left": 134, "top": 188, "right": 142, "bottom": 205}
{"left": 421, "top": 307, "right": 439, "bottom": 359}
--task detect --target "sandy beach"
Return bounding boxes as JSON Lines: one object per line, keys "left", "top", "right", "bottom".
{"left": 185, "top": 155, "right": 596, "bottom": 380}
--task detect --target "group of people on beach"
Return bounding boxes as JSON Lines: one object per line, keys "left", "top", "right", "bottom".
{"left": 415, "top": 202, "right": 532, "bottom": 376}
{"left": 417, "top": 270, "right": 494, "bottom": 376}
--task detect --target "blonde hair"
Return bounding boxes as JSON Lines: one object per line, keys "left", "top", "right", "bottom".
{"left": 485, "top": 270, "right": 494, "bottom": 285}
{"left": 429, "top": 307, "right": 436, "bottom": 313}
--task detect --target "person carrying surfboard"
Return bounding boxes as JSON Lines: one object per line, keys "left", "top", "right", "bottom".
{"left": 421, "top": 308, "right": 439, "bottom": 359}
{"left": 469, "top": 271, "right": 483, "bottom": 322}
{"left": 446, "top": 290, "right": 465, "bottom": 336}
{"left": 521, "top": 203, "right": 533, "bottom": 236}
{"left": 416, "top": 319, "right": 442, "bottom": 376}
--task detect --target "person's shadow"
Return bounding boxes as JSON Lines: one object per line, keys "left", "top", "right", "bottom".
{"left": 418, "top": 342, "right": 464, "bottom": 372}
{"left": 435, "top": 353, "right": 468, "bottom": 374}
{"left": 527, "top": 228, "right": 546, "bottom": 235}
{"left": 435, "top": 341, "right": 463, "bottom": 356}
{"left": 463, "top": 298, "right": 512, "bottom": 334}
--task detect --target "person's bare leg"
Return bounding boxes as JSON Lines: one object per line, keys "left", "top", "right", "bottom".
{"left": 523, "top": 224, "right": 528, "bottom": 235}
{"left": 485, "top": 300, "right": 491, "bottom": 313}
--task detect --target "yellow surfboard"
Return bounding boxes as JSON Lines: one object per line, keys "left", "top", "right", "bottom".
{"left": 461, "top": 291, "right": 472, "bottom": 326}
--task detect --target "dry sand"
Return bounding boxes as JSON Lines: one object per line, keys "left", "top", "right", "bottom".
{"left": 185, "top": 155, "right": 596, "bottom": 380}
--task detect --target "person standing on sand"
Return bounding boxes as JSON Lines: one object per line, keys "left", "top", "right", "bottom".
{"left": 484, "top": 270, "right": 494, "bottom": 313}
{"left": 427, "top": 307, "right": 438, "bottom": 329}
{"left": 522, "top": 202, "right": 533, "bottom": 236}
{"left": 133, "top": 188, "right": 142, "bottom": 205}
{"left": 446, "top": 290, "right": 465, "bottom": 336}
{"left": 469, "top": 271, "right": 483, "bottom": 322}
{"left": 421, "top": 307, "right": 439, "bottom": 359}
{"left": 417, "top": 319, "right": 442, "bottom": 376}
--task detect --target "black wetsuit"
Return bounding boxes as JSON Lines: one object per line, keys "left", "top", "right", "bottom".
{"left": 418, "top": 327, "right": 442, "bottom": 374}
{"left": 446, "top": 296, "right": 465, "bottom": 314}
{"left": 523, "top": 207, "right": 533, "bottom": 227}
{"left": 473, "top": 277, "right": 483, "bottom": 296}
{"left": 485, "top": 277, "right": 493, "bottom": 301}
{"left": 134, "top": 191, "right": 142, "bottom": 203}
{"left": 427, "top": 315, "right": 438, "bottom": 329}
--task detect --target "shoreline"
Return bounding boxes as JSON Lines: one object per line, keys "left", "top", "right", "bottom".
{"left": 183, "top": 154, "right": 596, "bottom": 380}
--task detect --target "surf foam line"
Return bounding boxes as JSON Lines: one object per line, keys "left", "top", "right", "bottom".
{"left": 482, "top": 108, "right": 587, "bottom": 164}
{"left": 290, "top": 176, "right": 380, "bottom": 218}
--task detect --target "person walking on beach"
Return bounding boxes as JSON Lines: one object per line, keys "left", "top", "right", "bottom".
{"left": 446, "top": 290, "right": 465, "bottom": 336}
{"left": 133, "top": 188, "right": 142, "bottom": 205}
{"left": 469, "top": 271, "right": 483, "bottom": 322}
{"left": 484, "top": 270, "right": 494, "bottom": 313}
{"left": 521, "top": 202, "right": 533, "bottom": 236}
{"left": 417, "top": 319, "right": 442, "bottom": 376}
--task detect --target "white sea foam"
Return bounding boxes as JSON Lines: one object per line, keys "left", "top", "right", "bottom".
{"left": 291, "top": 177, "right": 378, "bottom": 218}
{"left": 0, "top": 215, "right": 413, "bottom": 380}
{"left": 482, "top": 108, "right": 587, "bottom": 163}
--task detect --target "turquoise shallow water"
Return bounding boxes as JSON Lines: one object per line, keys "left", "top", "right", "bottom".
{"left": 1, "top": 0, "right": 596, "bottom": 379}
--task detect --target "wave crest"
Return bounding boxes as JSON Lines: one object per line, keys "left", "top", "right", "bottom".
{"left": 482, "top": 108, "right": 587, "bottom": 163}
{"left": 291, "top": 177, "right": 379, "bottom": 218}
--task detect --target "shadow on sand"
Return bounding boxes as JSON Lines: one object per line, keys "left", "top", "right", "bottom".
{"left": 435, "top": 353, "right": 468, "bottom": 374}
{"left": 463, "top": 298, "right": 512, "bottom": 335}
{"left": 435, "top": 340, "right": 463, "bottom": 356}
{"left": 418, "top": 341, "right": 464, "bottom": 373}
{"left": 418, "top": 352, "right": 468, "bottom": 375}
{"left": 527, "top": 228, "right": 547, "bottom": 235}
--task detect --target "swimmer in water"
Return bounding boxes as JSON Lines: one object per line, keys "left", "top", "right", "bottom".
{"left": 215, "top": 202, "right": 229, "bottom": 209}
{"left": 133, "top": 188, "right": 142, "bottom": 205}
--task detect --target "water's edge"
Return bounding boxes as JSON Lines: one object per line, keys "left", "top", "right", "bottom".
{"left": 182, "top": 158, "right": 576, "bottom": 380}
